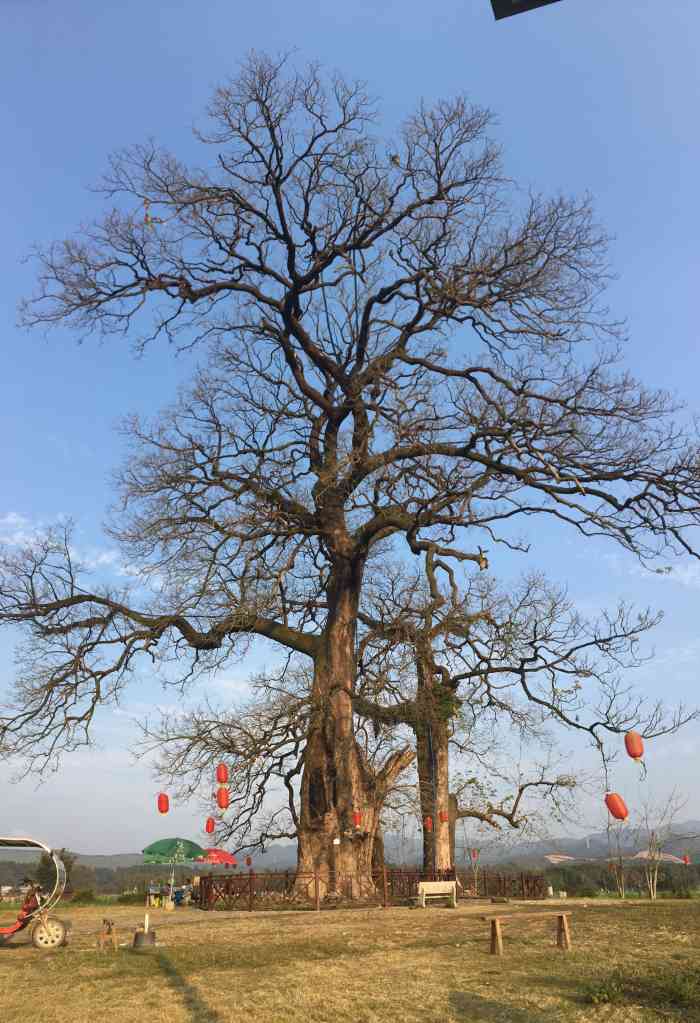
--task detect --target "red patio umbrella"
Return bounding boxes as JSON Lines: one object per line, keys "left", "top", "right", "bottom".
{"left": 194, "top": 848, "right": 238, "bottom": 866}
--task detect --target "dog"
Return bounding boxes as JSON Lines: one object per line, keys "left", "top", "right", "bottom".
{"left": 97, "top": 918, "right": 118, "bottom": 951}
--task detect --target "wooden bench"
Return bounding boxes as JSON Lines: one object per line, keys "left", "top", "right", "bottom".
{"left": 480, "top": 911, "right": 572, "bottom": 956}
{"left": 415, "top": 880, "right": 457, "bottom": 908}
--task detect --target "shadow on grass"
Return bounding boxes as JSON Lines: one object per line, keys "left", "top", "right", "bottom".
{"left": 449, "top": 992, "right": 548, "bottom": 1021}
{"left": 155, "top": 951, "right": 223, "bottom": 1023}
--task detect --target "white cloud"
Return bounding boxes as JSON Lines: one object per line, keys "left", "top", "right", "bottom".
{"left": 663, "top": 562, "right": 700, "bottom": 590}
{"left": 0, "top": 513, "right": 143, "bottom": 580}
{"left": 79, "top": 548, "right": 121, "bottom": 570}
{"left": 210, "top": 674, "right": 250, "bottom": 694}
{"left": 0, "top": 511, "right": 40, "bottom": 546}
{"left": 601, "top": 551, "right": 700, "bottom": 591}
{"left": 112, "top": 699, "right": 184, "bottom": 721}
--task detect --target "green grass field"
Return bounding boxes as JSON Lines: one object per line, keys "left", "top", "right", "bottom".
{"left": 1, "top": 898, "right": 698, "bottom": 1022}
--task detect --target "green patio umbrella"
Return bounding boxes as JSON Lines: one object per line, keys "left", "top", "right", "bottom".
{"left": 142, "top": 838, "right": 205, "bottom": 864}
{"left": 142, "top": 838, "right": 206, "bottom": 899}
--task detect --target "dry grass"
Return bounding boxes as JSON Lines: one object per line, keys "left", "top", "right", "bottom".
{"left": 1, "top": 898, "right": 699, "bottom": 1023}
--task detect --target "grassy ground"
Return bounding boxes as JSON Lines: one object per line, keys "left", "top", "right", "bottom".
{"left": 1, "top": 898, "right": 698, "bottom": 1023}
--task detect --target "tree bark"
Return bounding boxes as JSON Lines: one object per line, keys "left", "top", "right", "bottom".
{"left": 449, "top": 791, "right": 459, "bottom": 868}
{"left": 296, "top": 556, "right": 411, "bottom": 895}
{"left": 414, "top": 650, "right": 453, "bottom": 873}
{"left": 372, "top": 829, "right": 385, "bottom": 872}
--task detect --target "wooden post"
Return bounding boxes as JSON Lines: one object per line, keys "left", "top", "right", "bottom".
{"left": 490, "top": 918, "right": 504, "bottom": 956}
{"left": 314, "top": 869, "right": 320, "bottom": 911}
{"left": 556, "top": 913, "right": 572, "bottom": 951}
{"left": 248, "top": 869, "right": 254, "bottom": 912}
{"left": 382, "top": 866, "right": 389, "bottom": 908}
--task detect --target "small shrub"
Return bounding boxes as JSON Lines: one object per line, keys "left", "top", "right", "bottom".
{"left": 646, "top": 969, "right": 700, "bottom": 1008}
{"left": 69, "top": 889, "right": 97, "bottom": 905}
{"left": 582, "top": 967, "right": 700, "bottom": 1011}
{"left": 116, "top": 891, "right": 146, "bottom": 905}
{"left": 582, "top": 969, "right": 626, "bottom": 1006}
{"left": 572, "top": 885, "right": 598, "bottom": 898}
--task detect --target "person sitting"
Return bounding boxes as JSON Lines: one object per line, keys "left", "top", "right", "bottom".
{"left": 147, "top": 880, "right": 160, "bottom": 908}
{"left": 15, "top": 880, "right": 42, "bottom": 930}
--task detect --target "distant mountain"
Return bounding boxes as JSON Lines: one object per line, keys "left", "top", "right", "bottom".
{"left": 0, "top": 845, "right": 300, "bottom": 870}
{"left": 473, "top": 820, "right": 700, "bottom": 868}
{"left": 2, "top": 822, "right": 699, "bottom": 870}
{"left": 0, "top": 850, "right": 145, "bottom": 867}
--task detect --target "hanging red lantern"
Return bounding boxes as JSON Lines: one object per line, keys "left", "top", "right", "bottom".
{"left": 683, "top": 854, "right": 691, "bottom": 866}
{"left": 157, "top": 793, "right": 169, "bottom": 814}
{"left": 470, "top": 848, "right": 479, "bottom": 862}
{"left": 604, "top": 792, "right": 629, "bottom": 821}
{"left": 624, "top": 731, "right": 644, "bottom": 761}
{"left": 439, "top": 810, "right": 449, "bottom": 823}
{"left": 205, "top": 817, "right": 215, "bottom": 835}
{"left": 424, "top": 816, "right": 433, "bottom": 832}
{"left": 245, "top": 855, "right": 252, "bottom": 867}
{"left": 216, "top": 763, "right": 229, "bottom": 785}
{"left": 352, "top": 811, "right": 362, "bottom": 829}
{"left": 216, "top": 786, "right": 230, "bottom": 810}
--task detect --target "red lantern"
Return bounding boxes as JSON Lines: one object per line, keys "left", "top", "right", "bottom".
{"left": 424, "top": 816, "right": 433, "bottom": 832}
{"left": 216, "top": 763, "right": 229, "bottom": 785}
{"left": 157, "top": 793, "right": 169, "bottom": 814}
{"left": 470, "top": 848, "right": 479, "bottom": 862}
{"left": 352, "top": 811, "right": 362, "bottom": 829}
{"left": 439, "top": 810, "right": 449, "bottom": 823}
{"left": 604, "top": 792, "right": 629, "bottom": 821}
{"left": 624, "top": 731, "right": 644, "bottom": 761}
{"left": 205, "top": 817, "right": 215, "bottom": 835}
{"left": 216, "top": 786, "right": 230, "bottom": 810}
{"left": 683, "top": 854, "right": 691, "bottom": 866}
{"left": 245, "top": 855, "right": 252, "bottom": 867}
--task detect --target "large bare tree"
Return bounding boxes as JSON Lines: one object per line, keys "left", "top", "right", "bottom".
{"left": 3, "top": 52, "right": 700, "bottom": 890}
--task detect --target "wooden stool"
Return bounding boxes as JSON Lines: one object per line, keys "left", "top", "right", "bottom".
{"left": 480, "top": 911, "right": 572, "bottom": 956}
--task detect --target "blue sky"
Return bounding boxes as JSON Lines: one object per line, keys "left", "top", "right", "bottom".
{"left": 1, "top": 0, "right": 699, "bottom": 854}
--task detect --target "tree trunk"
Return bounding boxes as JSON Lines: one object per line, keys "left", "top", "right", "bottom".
{"left": 448, "top": 792, "right": 459, "bottom": 868}
{"left": 372, "top": 829, "right": 385, "bottom": 872}
{"left": 415, "top": 690, "right": 452, "bottom": 873}
{"left": 296, "top": 556, "right": 411, "bottom": 896}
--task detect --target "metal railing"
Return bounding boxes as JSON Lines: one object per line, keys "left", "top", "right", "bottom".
{"left": 198, "top": 866, "right": 545, "bottom": 911}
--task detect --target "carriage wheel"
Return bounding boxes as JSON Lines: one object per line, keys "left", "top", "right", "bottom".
{"left": 31, "top": 917, "right": 66, "bottom": 950}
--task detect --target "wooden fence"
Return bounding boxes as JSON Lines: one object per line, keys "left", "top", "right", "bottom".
{"left": 198, "top": 866, "right": 545, "bottom": 911}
